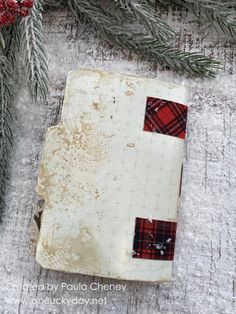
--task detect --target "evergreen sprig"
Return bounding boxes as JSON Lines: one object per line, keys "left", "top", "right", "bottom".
{"left": 20, "top": 0, "right": 48, "bottom": 102}
{"left": 157, "top": 0, "right": 236, "bottom": 40}
{"left": 44, "top": 0, "right": 68, "bottom": 6}
{"left": 0, "top": 22, "right": 22, "bottom": 221}
{"left": 0, "top": 1, "right": 48, "bottom": 220}
{"left": 69, "top": 0, "right": 220, "bottom": 77}
{"left": 115, "top": 0, "right": 176, "bottom": 43}
{"left": 0, "top": 52, "right": 15, "bottom": 221}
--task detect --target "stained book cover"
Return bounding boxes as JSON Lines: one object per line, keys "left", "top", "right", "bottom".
{"left": 35, "top": 69, "right": 188, "bottom": 282}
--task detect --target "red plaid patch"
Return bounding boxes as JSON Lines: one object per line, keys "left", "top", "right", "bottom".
{"left": 132, "top": 217, "right": 177, "bottom": 260}
{"left": 143, "top": 97, "right": 188, "bottom": 139}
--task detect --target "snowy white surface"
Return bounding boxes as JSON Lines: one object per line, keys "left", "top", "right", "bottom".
{"left": 0, "top": 7, "right": 235, "bottom": 314}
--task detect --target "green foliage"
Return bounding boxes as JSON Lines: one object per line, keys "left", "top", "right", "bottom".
{"left": 20, "top": 0, "right": 48, "bottom": 102}
{"left": 0, "top": 0, "right": 48, "bottom": 220}
{"left": 0, "top": 37, "right": 15, "bottom": 221}
{"left": 69, "top": 0, "right": 220, "bottom": 77}
{"left": 115, "top": 0, "right": 176, "bottom": 43}
{"left": 157, "top": 0, "right": 236, "bottom": 40}
{"left": 44, "top": 0, "right": 68, "bottom": 6}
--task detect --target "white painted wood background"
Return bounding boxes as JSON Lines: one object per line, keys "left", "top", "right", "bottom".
{"left": 0, "top": 6, "right": 235, "bottom": 314}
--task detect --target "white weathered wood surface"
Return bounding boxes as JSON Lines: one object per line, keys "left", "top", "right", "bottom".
{"left": 0, "top": 7, "right": 235, "bottom": 314}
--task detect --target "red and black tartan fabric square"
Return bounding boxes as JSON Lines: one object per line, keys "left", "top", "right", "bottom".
{"left": 143, "top": 97, "right": 188, "bottom": 139}
{"left": 132, "top": 217, "right": 177, "bottom": 261}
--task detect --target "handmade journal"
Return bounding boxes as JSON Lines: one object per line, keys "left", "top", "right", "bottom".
{"left": 35, "top": 69, "right": 188, "bottom": 282}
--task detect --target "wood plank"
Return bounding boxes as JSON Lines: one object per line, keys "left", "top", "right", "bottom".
{"left": 0, "top": 7, "right": 235, "bottom": 314}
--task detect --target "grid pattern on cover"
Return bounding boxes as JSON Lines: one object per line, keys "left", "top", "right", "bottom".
{"left": 36, "top": 70, "right": 188, "bottom": 281}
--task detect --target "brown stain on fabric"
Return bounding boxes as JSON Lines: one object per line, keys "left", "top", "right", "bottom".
{"left": 125, "top": 90, "right": 134, "bottom": 96}
{"left": 125, "top": 80, "right": 135, "bottom": 90}
{"left": 37, "top": 112, "right": 109, "bottom": 207}
{"left": 65, "top": 225, "right": 102, "bottom": 273}
{"left": 41, "top": 224, "right": 102, "bottom": 274}
{"left": 95, "top": 189, "right": 100, "bottom": 199}
{"left": 127, "top": 143, "right": 135, "bottom": 148}
{"left": 92, "top": 101, "right": 103, "bottom": 112}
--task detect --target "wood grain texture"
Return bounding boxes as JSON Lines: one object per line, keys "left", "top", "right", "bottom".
{"left": 0, "top": 7, "right": 235, "bottom": 314}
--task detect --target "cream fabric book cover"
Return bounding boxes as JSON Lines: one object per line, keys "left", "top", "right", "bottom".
{"left": 35, "top": 69, "right": 188, "bottom": 282}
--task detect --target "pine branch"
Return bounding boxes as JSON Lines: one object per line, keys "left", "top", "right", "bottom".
{"left": 69, "top": 0, "right": 220, "bottom": 78}
{"left": 1, "top": 23, "right": 21, "bottom": 66}
{"left": 20, "top": 0, "right": 49, "bottom": 102}
{"left": 0, "top": 54, "right": 15, "bottom": 221}
{"left": 0, "top": 21, "right": 23, "bottom": 222}
{"left": 0, "top": 1, "right": 49, "bottom": 221}
{"left": 44, "top": 0, "right": 68, "bottom": 6}
{"left": 157, "top": 0, "right": 236, "bottom": 40}
{"left": 114, "top": 0, "right": 175, "bottom": 43}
